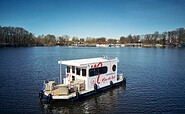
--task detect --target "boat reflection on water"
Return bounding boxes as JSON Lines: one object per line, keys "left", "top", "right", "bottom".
{"left": 40, "top": 85, "right": 126, "bottom": 113}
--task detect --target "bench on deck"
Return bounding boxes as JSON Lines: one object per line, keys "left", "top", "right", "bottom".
{"left": 56, "top": 84, "right": 69, "bottom": 95}
{"left": 69, "top": 78, "right": 85, "bottom": 92}
{"left": 45, "top": 81, "right": 69, "bottom": 95}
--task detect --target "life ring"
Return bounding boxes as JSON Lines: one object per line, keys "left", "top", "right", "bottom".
{"left": 47, "top": 94, "right": 52, "bottom": 103}
{"left": 110, "top": 81, "right": 113, "bottom": 87}
{"left": 39, "top": 90, "right": 44, "bottom": 100}
{"left": 94, "top": 84, "right": 98, "bottom": 92}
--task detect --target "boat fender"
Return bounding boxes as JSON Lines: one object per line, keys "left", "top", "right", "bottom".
{"left": 123, "top": 78, "right": 126, "bottom": 85}
{"left": 45, "top": 80, "right": 49, "bottom": 84}
{"left": 39, "top": 90, "right": 44, "bottom": 100}
{"left": 47, "top": 94, "right": 52, "bottom": 103}
{"left": 76, "top": 91, "right": 80, "bottom": 100}
{"left": 94, "top": 84, "right": 98, "bottom": 92}
{"left": 110, "top": 81, "right": 113, "bottom": 87}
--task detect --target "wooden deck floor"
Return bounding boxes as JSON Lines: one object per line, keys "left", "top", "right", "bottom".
{"left": 45, "top": 88, "right": 88, "bottom": 97}
{"left": 45, "top": 88, "right": 59, "bottom": 96}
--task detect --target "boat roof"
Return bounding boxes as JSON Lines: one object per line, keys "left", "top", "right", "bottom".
{"left": 58, "top": 57, "right": 118, "bottom": 67}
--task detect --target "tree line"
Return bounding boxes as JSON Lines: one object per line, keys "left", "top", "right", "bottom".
{"left": 0, "top": 26, "right": 185, "bottom": 47}
{"left": 0, "top": 26, "right": 34, "bottom": 47}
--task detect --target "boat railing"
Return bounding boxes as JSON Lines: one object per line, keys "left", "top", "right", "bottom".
{"left": 117, "top": 73, "right": 123, "bottom": 80}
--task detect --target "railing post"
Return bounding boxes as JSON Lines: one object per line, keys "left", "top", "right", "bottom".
{"left": 60, "top": 62, "right": 62, "bottom": 84}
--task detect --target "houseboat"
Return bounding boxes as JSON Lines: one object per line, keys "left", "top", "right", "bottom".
{"left": 39, "top": 56, "right": 126, "bottom": 102}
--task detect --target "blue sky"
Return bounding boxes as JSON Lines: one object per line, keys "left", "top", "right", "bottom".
{"left": 0, "top": 0, "right": 185, "bottom": 39}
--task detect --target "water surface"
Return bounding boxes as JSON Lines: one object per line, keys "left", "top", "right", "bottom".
{"left": 0, "top": 47, "right": 185, "bottom": 113}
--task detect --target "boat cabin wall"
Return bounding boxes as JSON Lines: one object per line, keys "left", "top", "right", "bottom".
{"left": 86, "top": 60, "right": 118, "bottom": 90}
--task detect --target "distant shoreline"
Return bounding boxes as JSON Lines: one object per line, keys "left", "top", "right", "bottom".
{"left": 1, "top": 26, "right": 185, "bottom": 48}
{"left": 1, "top": 43, "right": 185, "bottom": 48}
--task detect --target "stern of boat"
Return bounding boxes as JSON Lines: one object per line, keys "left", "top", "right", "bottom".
{"left": 39, "top": 78, "right": 86, "bottom": 102}
{"left": 117, "top": 73, "right": 126, "bottom": 85}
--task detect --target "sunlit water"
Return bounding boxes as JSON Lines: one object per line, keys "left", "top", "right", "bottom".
{"left": 0, "top": 47, "right": 185, "bottom": 113}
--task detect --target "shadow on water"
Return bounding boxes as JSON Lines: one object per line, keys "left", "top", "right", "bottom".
{"left": 39, "top": 85, "right": 126, "bottom": 113}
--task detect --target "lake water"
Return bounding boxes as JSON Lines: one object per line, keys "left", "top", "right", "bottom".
{"left": 0, "top": 47, "right": 185, "bottom": 113}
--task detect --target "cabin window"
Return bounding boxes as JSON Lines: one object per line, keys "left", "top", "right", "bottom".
{"left": 72, "top": 75, "right": 75, "bottom": 81}
{"left": 95, "top": 68, "right": 99, "bottom": 75}
{"left": 89, "top": 69, "right": 95, "bottom": 76}
{"left": 89, "top": 66, "right": 108, "bottom": 77}
{"left": 99, "top": 67, "right": 108, "bottom": 74}
{"left": 82, "top": 69, "right": 86, "bottom": 76}
{"left": 67, "top": 66, "right": 70, "bottom": 73}
{"left": 112, "top": 65, "right": 116, "bottom": 72}
{"left": 76, "top": 68, "right": 80, "bottom": 75}
{"left": 72, "top": 66, "right": 75, "bottom": 73}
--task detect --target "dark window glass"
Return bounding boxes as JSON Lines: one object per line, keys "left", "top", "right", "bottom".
{"left": 89, "top": 66, "right": 108, "bottom": 77}
{"left": 89, "top": 69, "right": 95, "bottom": 76}
{"left": 95, "top": 68, "right": 99, "bottom": 75}
{"left": 112, "top": 65, "right": 116, "bottom": 72}
{"left": 99, "top": 67, "right": 108, "bottom": 74}
{"left": 72, "top": 66, "right": 75, "bottom": 73}
{"left": 67, "top": 66, "right": 70, "bottom": 73}
{"left": 72, "top": 75, "right": 75, "bottom": 81}
{"left": 76, "top": 68, "right": 80, "bottom": 75}
{"left": 82, "top": 69, "right": 86, "bottom": 76}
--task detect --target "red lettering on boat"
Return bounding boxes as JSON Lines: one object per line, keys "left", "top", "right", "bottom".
{"left": 102, "top": 75, "right": 115, "bottom": 83}
{"left": 91, "top": 62, "right": 102, "bottom": 68}
{"left": 97, "top": 75, "right": 101, "bottom": 84}
{"left": 66, "top": 74, "right": 71, "bottom": 80}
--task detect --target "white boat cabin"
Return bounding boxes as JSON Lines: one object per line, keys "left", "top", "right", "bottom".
{"left": 58, "top": 57, "right": 119, "bottom": 91}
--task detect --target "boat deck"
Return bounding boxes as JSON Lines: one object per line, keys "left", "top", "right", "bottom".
{"left": 44, "top": 88, "right": 94, "bottom": 99}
